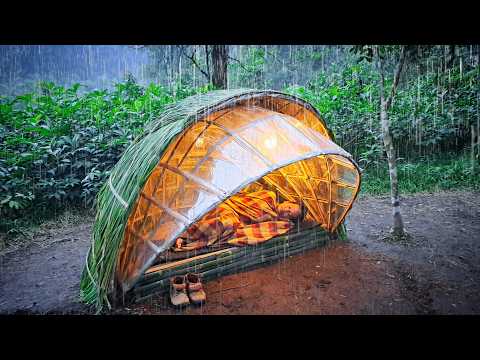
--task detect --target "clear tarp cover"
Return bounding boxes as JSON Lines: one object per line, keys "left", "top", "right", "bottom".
{"left": 117, "top": 105, "right": 360, "bottom": 290}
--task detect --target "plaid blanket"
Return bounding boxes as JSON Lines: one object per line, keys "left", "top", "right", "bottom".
{"left": 175, "top": 190, "right": 294, "bottom": 251}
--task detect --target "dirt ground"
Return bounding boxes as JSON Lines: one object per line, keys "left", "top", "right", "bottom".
{"left": 1, "top": 191, "right": 479, "bottom": 315}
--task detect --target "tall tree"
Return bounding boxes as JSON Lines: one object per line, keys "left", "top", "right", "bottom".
{"left": 139, "top": 45, "right": 229, "bottom": 89}
{"left": 211, "top": 45, "right": 228, "bottom": 89}
{"left": 178, "top": 45, "right": 229, "bottom": 89}
{"left": 446, "top": 45, "right": 456, "bottom": 68}
{"left": 374, "top": 45, "right": 408, "bottom": 237}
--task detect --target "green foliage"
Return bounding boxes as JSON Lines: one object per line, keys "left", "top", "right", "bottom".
{"left": 229, "top": 47, "right": 268, "bottom": 88}
{"left": 0, "top": 79, "right": 210, "bottom": 233}
{"left": 361, "top": 154, "right": 480, "bottom": 195}
{"left": 390, "top": 65, "right": 478, "bottom": 157}
{"left": 285, "top": 61, "right": 380, "bottom": 161}
{"left": 285, "top": 56, "right": 479, "bottom": 168}
{"left": 285, "top": 50, "right": 479, "bottom": 198}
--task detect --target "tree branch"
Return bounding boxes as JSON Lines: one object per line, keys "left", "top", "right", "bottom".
{"left": 374, "top": 46, "right": 386, "bottom": 105}
{"left": 228, "top": 55, "right": 249, "bottom": 72}
{"left": 179, "top": 45, "right": 210, "bottom": 80}
{"left": 385, "top": 45, "right": 407, "bottom": 110}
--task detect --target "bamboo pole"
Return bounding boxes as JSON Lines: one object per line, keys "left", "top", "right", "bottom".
{"left": 326, "top": 157, "right": 332, "bottom": 231}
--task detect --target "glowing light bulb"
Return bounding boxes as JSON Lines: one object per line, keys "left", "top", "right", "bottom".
{"left": 264, "top": 136, "right": 277, "bottom": 149}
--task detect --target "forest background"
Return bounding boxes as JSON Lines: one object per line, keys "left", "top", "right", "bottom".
{"left": 1, "top": 45, "right": 478, "bottom": 242}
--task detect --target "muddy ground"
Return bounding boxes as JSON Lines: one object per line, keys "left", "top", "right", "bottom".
{"left": 1, "top": 191, "right": 479, "bottom": 315}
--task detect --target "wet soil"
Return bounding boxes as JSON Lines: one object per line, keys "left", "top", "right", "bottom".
{"left": 1, "top": 191, "right": 479, "bottom": 315}
{"left": 0, "top": 222, "right": 93, "bottom": 314}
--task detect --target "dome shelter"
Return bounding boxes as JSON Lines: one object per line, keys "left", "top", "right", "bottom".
{"left": 80, "top": 89, "right": 361, "bottom": 311}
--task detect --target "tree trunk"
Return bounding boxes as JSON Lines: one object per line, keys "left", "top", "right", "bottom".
{"left": 447, "top": 45, "right": 456, "bottom": 68}
{"left": 380, "top": 96, "right": 405, "bottom": 236}
{"left": 375, "top": 46, "right": 407, "bottom": 237}
{"left": 211, "top": 45, "right": 228, "bottom": 89}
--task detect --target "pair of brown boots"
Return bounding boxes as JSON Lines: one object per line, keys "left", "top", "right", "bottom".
{"left": 170, "top": 273, "right": 206, "bottom": 307}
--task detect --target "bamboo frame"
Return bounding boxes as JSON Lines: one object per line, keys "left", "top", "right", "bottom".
{"left": 326, "top": 157, "right": 333, "bottom": 231}
{"left": 274, "top": 126, "right": 326, "bottom": 226}
{"left": 118, "top": 121, "right": 197, "bottom": 276}
{"left": 207, "top": 118, "right": 275, "bottom": 168}
{"left": 156, "top": 162, "right": 226, "bottom": 197}
{"left": 140, "top": 192, "right": 191, "bottom": 225}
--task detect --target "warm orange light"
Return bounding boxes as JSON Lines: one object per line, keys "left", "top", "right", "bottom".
{"left": 196, "top": 137, "right": 204, "bottom": 147}
{"left": 264, "top": 136, "right": 277, "bottom": 149}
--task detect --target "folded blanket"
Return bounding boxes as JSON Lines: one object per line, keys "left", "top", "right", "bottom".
{"left": 174, "top": 190, "right": 294, "bottom": 251}
{"left": 227, "top": 220, "right": 293, "bottom": 246}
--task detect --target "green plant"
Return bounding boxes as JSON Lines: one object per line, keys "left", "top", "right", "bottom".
{"left": 360, "top": 153, "right": 480, "bottom": 195}
{"left": 0, "top": 79, "right": 211, "bottom": 233}
{"left": 285, "top": 57, "right": 478, "bottom": 169}
{"left": 229, "top": 47, "right": 268, "bottom": 88}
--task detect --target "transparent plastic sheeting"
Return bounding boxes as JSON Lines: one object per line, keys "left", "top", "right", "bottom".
{"left": 117, "top": 106, "right": 360, "bottom": 290}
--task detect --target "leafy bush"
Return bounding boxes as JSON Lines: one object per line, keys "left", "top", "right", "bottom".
{"left": 285, "top": 60, "right": 478, "bottom": 167}
{"left": 285, "top": 62, "right": 382, "bottom": 161}
{"left": 361, "top": 154, "right": 480, "bottom": 195}
{"left": 0, "top": 78, "right": 212, "bottom": 232}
